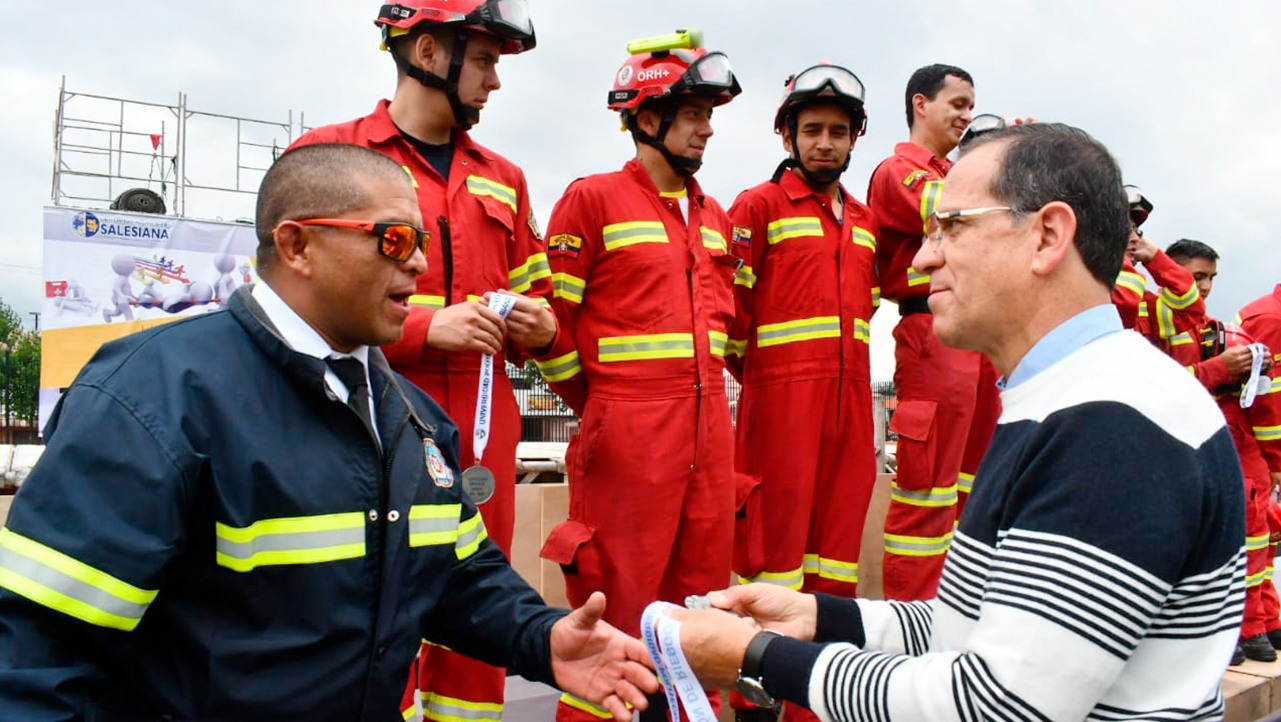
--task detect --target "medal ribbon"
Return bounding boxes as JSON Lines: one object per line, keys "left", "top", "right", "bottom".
{"left": 641, "top": 602, "right": 717, "bottom": 722}
{"left": 473, "top": 294, "right": 518, "bottom": 463}
{"left": 1241, "top": 342, "right": 1270, "bottom": 409}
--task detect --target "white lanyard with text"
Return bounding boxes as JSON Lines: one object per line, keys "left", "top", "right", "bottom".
{"left": 462, "top": 293, "right": 517, "bottom": 505}
{"left": 641, "top": 602, "right": 717, "bottom": 722}
{"left": 1241, "top": 342, "right": 1272, "bottom": 409}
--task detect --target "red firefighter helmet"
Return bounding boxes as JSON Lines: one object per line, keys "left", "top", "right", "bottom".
{"left": 1124, "top": 185, "right": 1154, "bottom": 227}
{"left": 772, "top": 63, "right": 867, "bottom": 135}
{"left": 607, "top": 40, "right": 740, "bottom": 113}
{"left": 375, "top": 0, "right": 535, "bottom": 54}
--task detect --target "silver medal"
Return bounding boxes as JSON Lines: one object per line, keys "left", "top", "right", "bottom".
{"left": 461, "top": 464, "right": 496, "bottom": 505}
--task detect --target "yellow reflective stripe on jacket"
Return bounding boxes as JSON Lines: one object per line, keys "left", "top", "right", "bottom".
{"left": 1114, "top": 270, "right": 1146, "bottom": 297}
{"left": 766, "top": 216, "right": 824, "bottom": 245}
{"left": 1247, "top": 533, "right": 1271, "bottom": 552}
{"left": 559, "top": 693, "right": 615, "bottom": 719}
{"left": 919, "top": 180, "right": 943, "bottom": 232}
{"left": 552, "top": 272, "right": 586, "bottom": 304}
{"left": 1254, "top": 425, "right": 1281, "bottom": 442}
{"left": 410, "top": 295, "right": 446, "bottom": 309}
{"left": 734, "top": 265, "right": 756, "bottom": 289}
{"left": 708, "top": 330, "right": 728, "bottom": 357}
{"left": 1168, "top": 331, "right": 1194, "bottom": 347}
{"left": 465, "top": 174, "right": 517, "bottom": 213}
{"left": 1160, "top": 283, "right": 1200, "bottom": 310}
{"left": 700, "top": 226, "right": 728, "bottom": 253}
{"left": 851, "top": 226, "right": 876, "bottom": 252}
{"left": 871, "top": 286, "right": 881, "bottom": 308}
{"left": 853, "top": 318, "right": 871, "bottom": 344}
{"left": 598, "top": 333, "right": 695, "bottom": 362}
{"left": 803, "top": 554, "right": 858, "bottom": 583}
{"left": 455, "top": 512, "right": 488, "bottom": 560}
{"left": 725, "top": 338, "right": 747, "bottom": 358}
{"left": 957, "top": 472, "right": 975, "bottom": 494}
{"left": 0, "top": 528, "right": 159, "bottom": 631}
{"left": 215, "top": 512, "right": 366, "bottom": 572}
{"left": 535, "top": 350, "right": 583, "bottom": 383}
{"left": 420, "top": 691, "right": 503, "bottom": 722}
{"left": 602, "top": 221, "right": 667, "bottom": 251}
{"left": 509, "top": 252, "right": 551, "bottom": 294}
{"left": 1154, "top": 299, "right": 1177, "bottom": 339}
{"left": 906, "top": 266, "right": 930, "bottom": 287}
{"left": 408, "top": 504, "right": 462, "bottom": 547}
{"left": 756, "top": 316, "right": 841, "bottom": 347}
{"left": 890, "top": 482, "right": 959, "bottom": 508}
{"left": 739, "top": 567, "right": 804, "bottom": 590}
{"left": 884, "top": 530, "right": 954, "bottom": 557}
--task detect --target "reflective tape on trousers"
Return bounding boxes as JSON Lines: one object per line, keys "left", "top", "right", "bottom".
{"left": 473, "top": 293, "right": 518, "bottom": 464}
{"left": 420, "top": 691, "right": 504, "bottom": 722}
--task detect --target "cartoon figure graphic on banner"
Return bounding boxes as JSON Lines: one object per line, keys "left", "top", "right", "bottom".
{"left": 102, "top": 254, "right": 138, "bottom": 323}
{"left": 212, "top": 254, "right": 238, "bottom": 309}
{"left": 53, "top": 278, "right": 98, "bottom": 317}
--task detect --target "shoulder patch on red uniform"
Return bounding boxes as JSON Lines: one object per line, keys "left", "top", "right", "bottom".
{"left": 902, "top": 170, "right": 929, "bottom": 191}
{"left": 549, "top": 233, "right": 582, "bottom": 259}
{"left": 527, "top": 209, "right": 543, "bottom": 241}
{"left": 732, "top": 226, "right": 752, "bottom": 247}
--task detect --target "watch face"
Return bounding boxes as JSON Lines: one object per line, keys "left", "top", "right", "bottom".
{"left": 734, "top": 676, "right": 775, "bottom": 709}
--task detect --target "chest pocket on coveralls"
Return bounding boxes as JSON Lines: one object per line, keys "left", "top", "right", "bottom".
{"left": 762, "top": 230, "right": 831, "bottom": 319}
{"left": 598, "top": 220, "right": 677, "bottom": 332}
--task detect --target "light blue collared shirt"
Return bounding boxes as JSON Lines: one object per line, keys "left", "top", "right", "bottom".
{"left": 1002, "top": 303, "right": 1124, "bottom": 389}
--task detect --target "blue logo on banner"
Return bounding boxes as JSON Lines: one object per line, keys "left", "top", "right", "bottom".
{"left": 73, "top": 211, "right": 100, "bottom": 238}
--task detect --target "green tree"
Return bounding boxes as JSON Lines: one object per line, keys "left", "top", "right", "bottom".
{"left": 0, "top": 297, "right": 39, "bottom": 429}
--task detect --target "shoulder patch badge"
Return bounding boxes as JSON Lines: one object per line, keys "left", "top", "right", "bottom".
{"left": 424, "top": 438, "right": 454, "bottom": 488}
{"left": 527, "top": 209, "right": 543, "bottom": 241}
{"left": 732, "top": 226, "right": 752, "bottom": 247}
{"left": 549, "top": 233, "right": 583, "bottom": 259}
{"left": 902, "top": 170, "right": 929, "bottom": 191}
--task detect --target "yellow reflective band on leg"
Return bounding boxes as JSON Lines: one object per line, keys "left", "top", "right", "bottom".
{"left": 509, "top": 253, "right": 551, "bottom": 294}
{"left": 1253, "top": 425, "right": 1281, "bottom": 442}
{"left": 766, "top": 216, "right": 824, "bottom": 245}
{"left": 421, "top": 691, "right": 504, "bottom": 722}
{"left": 560, "top": 693, "right": 616, "bottom": 719}
{"left": 803, "top": 554, "right": 859, "bottom": 583}
{"left": 0, "top": 528, "right": 159, "bottom": 631}
{"left": 455, "top": 512, "right": 489, "bottom": 560}
{"left": 598, "top": 333, "right": 695, "bottom": 362}
{"left": 756, "top": 316, "right": 841, "bottom": 347}
{"left": 890, "top": 482, "right": 959, "bottom": 508}
{"left": 956, "top": 472, "right": 975, "bottom": 494}
{"left": 409, "top": 504, "right": 463, "bottom": 548}
{"left": 851, "top": 226, "right": 877, "bottom": 252}
{"left": 552, "top": 272, "right": 586, "bottom": 304}
{"left": 1247, "top": 534, "right": 1271, "bottom": 552}
{"left": 534, "top": 350, "right": 583, "bottom": 382}
{"left": 883, "top": 530, "right": 954, "bottom": 557}
{"left": 466, "top": 175, "right": 518, "bottom": 213}
{"left": 215, "top": 512, "right": 366, "bottom": 572}
{"left": 1247, "top": 568, "right": 1270, "bottom": 589}
{"left": 410, "top": 295, "right": 446, "bottom": 309}
{"left": 741, "top": 566, "right": 804, "bottom": 590}
{"left": 602, "top": 221, "right": 668, "bottom": 251}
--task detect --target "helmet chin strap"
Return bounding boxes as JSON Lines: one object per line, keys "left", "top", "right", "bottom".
{"left": 401, "top": 30, "right": 480, "bottom": 130}
{"left": 628, "top": 102, "right": 702, "bottom": 177}
{"left": 779, "top": 114, "right": 848, "bottom": 187}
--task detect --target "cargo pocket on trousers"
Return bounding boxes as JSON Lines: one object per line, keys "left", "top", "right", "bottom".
{"left": 889, "top": 399, "right": 938, "bottom": 492}
{"left": 733, "top": 472, "right": 766, "bottom": 579}
{"left": 540, "top": 519, "right": 597, "bottom": 577}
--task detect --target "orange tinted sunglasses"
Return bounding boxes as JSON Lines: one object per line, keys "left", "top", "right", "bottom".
{"left": 284, "top": 218, "right": 429, "bottom": 262}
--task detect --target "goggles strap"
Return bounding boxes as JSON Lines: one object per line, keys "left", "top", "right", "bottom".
{"left": 781, "top": 108, "right": 849, "bottom": 187}
{"left": 627, "top": 100, "right": 702, "bottom": 177}
{"left": 400, "top": 29, "right": 479, "bottom": 130}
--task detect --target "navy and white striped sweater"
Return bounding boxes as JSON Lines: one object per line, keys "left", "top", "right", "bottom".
{"left": 765, "top": 330, "right": 1246, "bottom": 721}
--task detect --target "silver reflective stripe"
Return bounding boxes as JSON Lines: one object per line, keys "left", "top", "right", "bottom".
{"left": 423, "top": 696, "right": 503, "bottom": 722}
{"left": 509, "top": 255, "right": 550, "bottom": 293}
{"left": 409, "top": 516, "right": 458, "bottom": 538}
{"left": 466, "top": 175, "right": 517, "bottom": 211}
{"left": 216, "top": 526, "right": 365, "bottom": 560}
{"left": 0, "top": 544, "right": 151, "bottom": 623}
{"left": 756, "top": 317, "right": 840, "bottom": 345}
{"left": 456, "top": 516, "right": 487, "bottom": 552}
{"left": 598, "top": 334, "right": 695, "bottom": 361}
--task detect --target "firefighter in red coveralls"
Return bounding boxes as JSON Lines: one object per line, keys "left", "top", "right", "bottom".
{"left": 1163, "top": 240, "right": 1279, "bottom": 664}
{"left": 1110, "top": 186, "right": 1205, "bottom": 338}
{"left": 290, "top": 3, "right": 557, "bottom": 720}
{"left": 534, "top": 28, "right": 741, "bottom": 722}
{"left": 866, "top": 64, "right": 1000, "bottom": 600}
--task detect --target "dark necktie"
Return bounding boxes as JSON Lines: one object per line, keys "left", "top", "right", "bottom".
{"left": 326, "top": 356, "right": 373, "bottom": 434}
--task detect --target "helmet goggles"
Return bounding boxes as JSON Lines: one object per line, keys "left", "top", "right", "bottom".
{"left": 378, "top": 0, "right": 534, "bottom": 50}
{"left": 670, "top": 51, "right": 741, "bottom": 102}
{"left": 787, "top": 64, "right": 865, "bottom": 105}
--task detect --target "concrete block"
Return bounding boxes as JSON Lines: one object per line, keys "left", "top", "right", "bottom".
{"left": 1225, "top": 670, "right": 1271, "bottom": 722}
{"left": 511, "top": 482, "right": 569, "bottom": 609}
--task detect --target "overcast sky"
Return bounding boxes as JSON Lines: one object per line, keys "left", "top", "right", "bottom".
{"left": 2, "top": 1, "right": 1278, "bottom": 381}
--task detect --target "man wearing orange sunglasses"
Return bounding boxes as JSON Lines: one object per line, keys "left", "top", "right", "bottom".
{"left": 289, "top": 4, "right": 555, "bottom": 718}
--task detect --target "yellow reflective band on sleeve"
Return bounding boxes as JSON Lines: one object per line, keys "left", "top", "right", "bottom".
{"left": 1168, "top": 331, "right": 1194, "bottom": 346}
{"left": 851, "top": 226, "right": 877, "bottom": 252}
{"left": 598, "top": 333, "right": 695, "bottom": 362}
{"left": 0, "top": 528, "right": 159, "bottom": 631}
{"left": 739, "top": 566, "right": 804, "bottom": 590}
{"left": 956, "top": 472, "right": 975, "bottom": 494}
{"left": 534, "top": 350, "right": 583, "bottom": 383}
{"left": 602, "top": 221, "right": 668, "bottom": 251}
{"left": 410, "top": 295, "right": 446, "bottom": 309}
{"left": 1137, "top": 303, "right": 1149, "bottom": 318}
{"left": 890, "top": 482, "right": 959, "bottom": 508}
{"left": 1247, "top": 533, "right": 1271, "bottom": 552}
{"left": 853, "top": 318, "right": 871, "bottom": 344}
{"left": 560, "top": 693, "right": 619, "bottom": 719}
{"left": 725, "top": 338, "right": 747, "bottom": 358}
{"left": 455, "top": 511, "right": 489, "bottom": 560}
{"left": 408, "top": 504, "right": 463, "bottom": 548}
{"left": 919, "top": 180, "right": 943, "bottom": 232}
{"left": 1253, "top": 425, "right": 1281, "bottom": 442}
{"left": 871, "top": 286, "right": 881, "bottom": 308}
{"left": 403, "top": 705, "right": 417, "bottom": 721}
{"left": 509, "top": 252, "right": 551, "bottom": 294}
{"left": 552, "top": 272, "right": 586, "bottom": 304}
{"left": 1114, "top": 270, "right": 1146, "bottom": 298}
{"left": 700, "top": 226, "right": 728, "bottom": 253}
{"left": 803, "top": 554, "right": 859, "bottom": 584}
{"left": 884, "top": 530, "right": 954, "bottom": 557}
{"left": 465, "top": 174, "right": 518, "bottom": 213}
{"left": 708, "top": 330, "right": 728, "bottom": 357}
{"left": 766, "top": 216, "right": 824, "bottom": 245}
{"left": 215, "top": 512, "right": 366, "bottom": 572}
{"left": 734, "top": 265, "right": 756, "bottom": 289}
{"left": 906, "top": 267, "right": 930, "bottom": 287}
{"left": 756, "top": 316, "right": 841, "bottom": 348}
{"left": 421, "top": 691, "right": 503, "bottom": 722}
{"left": 1155, "top": 299, "right": 1177, "bottom": 339}
{"left": 1160, "top": 283, "right": 1200, "bottom": 310}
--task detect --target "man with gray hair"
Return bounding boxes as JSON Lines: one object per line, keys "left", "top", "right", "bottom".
{"left": 0, "top": 143, "right": 657, "bottom": 721}
{"left": 674, "top": 124, "right": 1245, "bottom": 721}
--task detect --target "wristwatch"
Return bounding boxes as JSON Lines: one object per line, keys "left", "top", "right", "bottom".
{"left": 735, "top": 629, "right": 781, "bottom": 709}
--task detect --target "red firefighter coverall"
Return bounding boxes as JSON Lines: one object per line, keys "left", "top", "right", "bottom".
{"left": 1111, "top": 250, "right": 1205, "bottom": 339}
{"left": 867, "top": 142, "right": 1000, "bottom": 600}
{"left": 1167, "top": 318, "right": 1279, "bottom": 639}
{"left": 1239, "top": 285, "right": 1281, "bottom": 633}
{"left": 292, "top": 100, "right": 553, "bottom": 722}
{"left": 536, "top": 159, "right": 737, "bottom": 721}
{"left": 724, "top": 169, "right": 879, "bottom": 598}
